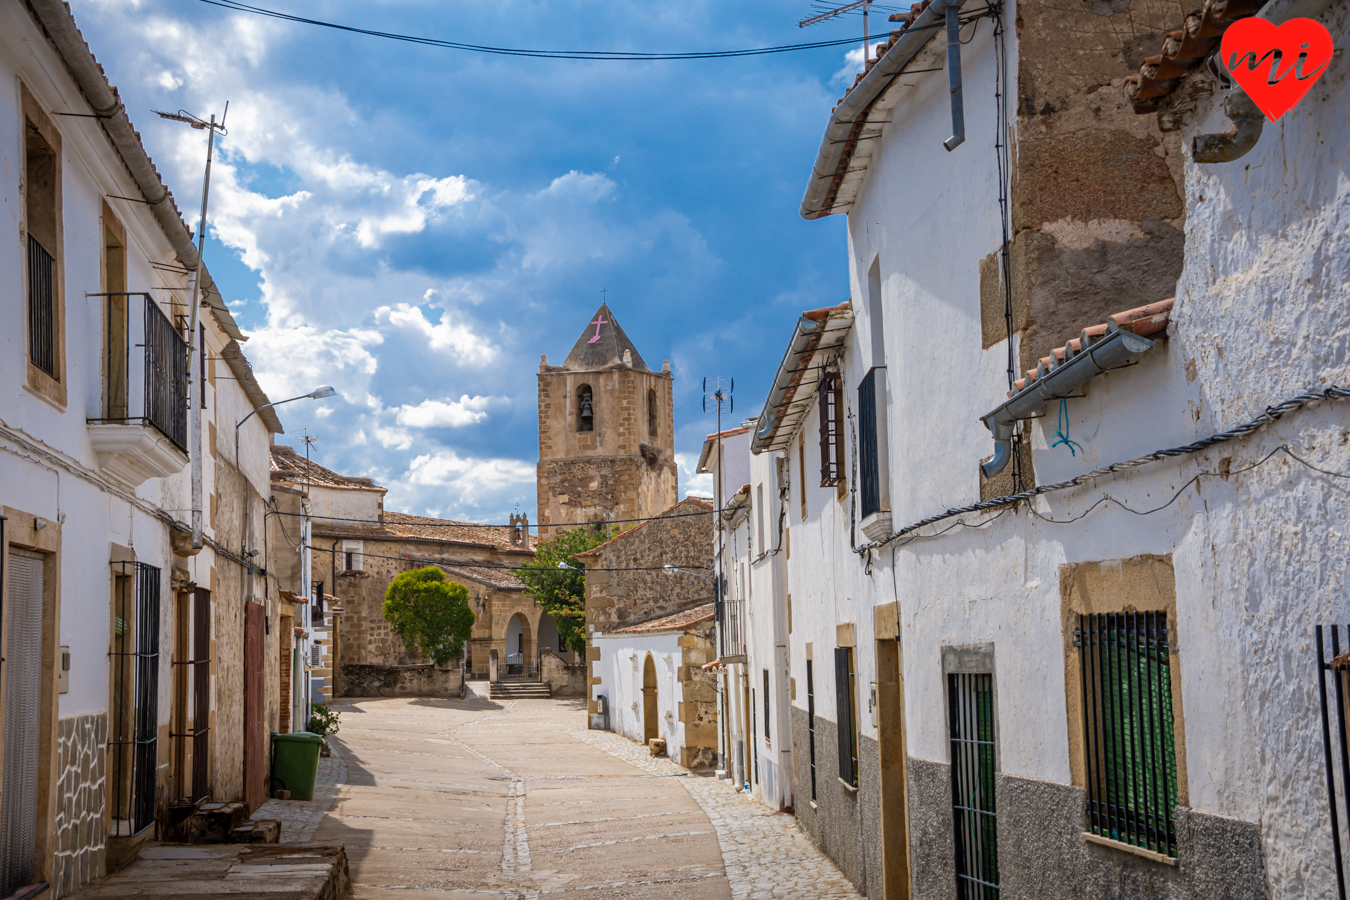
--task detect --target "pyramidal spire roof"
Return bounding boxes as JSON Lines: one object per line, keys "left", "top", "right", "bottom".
{"left": 561, "top": 303, "right": 650, "bottom": 372}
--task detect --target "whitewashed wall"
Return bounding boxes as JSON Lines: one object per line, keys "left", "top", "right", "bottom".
{"left": 779, "top": 0, "right": 1350, "bottom": 895}
{"left": 591, "top": 632, "right": 685, "bottom": 757}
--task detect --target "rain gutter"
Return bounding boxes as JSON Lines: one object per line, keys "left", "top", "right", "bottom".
{"left": 1192, "top": 0, "right": 1335, "bottom": 163}
{"left": 979, "top": 326, "right": 1160, "bottom": 478}
{"left": 751, "top": 309, "right": 844, "bottom": 454}
{"left": 801, "top": 0, "right": 968, "bottom": 220}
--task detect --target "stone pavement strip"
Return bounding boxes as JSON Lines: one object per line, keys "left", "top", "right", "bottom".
{"left": 565, "top": 729, "right": 862, "bottom": 900}
{"left": 305, "top": 696, "right": 860, "bottom": 899}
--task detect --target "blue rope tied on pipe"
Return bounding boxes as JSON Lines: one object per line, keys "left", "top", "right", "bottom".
{"left": 1050, "top": 397, "right": 1085, "bottom": 457}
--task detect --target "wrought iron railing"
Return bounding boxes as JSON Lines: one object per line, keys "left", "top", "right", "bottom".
{"left": 718, "top": 592, "right": 745, "bottom": 659}
{"left": 109, "top": 561, "right": 161, "bottom": 836}
{"left": 27, "top": 235, "right": 56, "bottom": 377}
{"left": 949, "top": 671, "right": 999, "bottom": 899}
{"left": 91, "top": 293, "right": 188, "bottom": 451}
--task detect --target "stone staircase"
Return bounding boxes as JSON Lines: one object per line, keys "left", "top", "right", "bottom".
{"left": 489, "top": 681, "right": 552, "bottom": 700}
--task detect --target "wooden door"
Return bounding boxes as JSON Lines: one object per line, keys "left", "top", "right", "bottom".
{"left": 243, "top": 602, "right": 266, "bottom": 813}
{"left": 642, "top": 654, "right": 658, "bottom": 744}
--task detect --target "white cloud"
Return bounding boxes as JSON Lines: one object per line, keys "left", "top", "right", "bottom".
{"left": 373, "top": 426, "right": 414, "bottom": 450}
{"left": 406, "top": 451, "right": 536, "bottom": 501}
{"left": 831, "top": 46, "right": 887, "bottom": 88}
{"left": 374, "top": 302, "right": 499, "bottom": 367}
{"left": 395, "top": 395, "right": 496, "bottom": 428}
{"left": 676, "top": 451, "right": 713, "bottom": 499}
{"left": 535, "top": 170, "right": 616, "bottom": 202}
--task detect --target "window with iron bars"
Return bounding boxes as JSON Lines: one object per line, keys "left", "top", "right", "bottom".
{"left": 109, "top": 561, "right": 161, "bottom": 837}
{"left": 806, "top": 658, "right": 818, "bottom": 802}
{"left": 817, "top": 371, "right": 844, "bottom": 488}
{"left": 949, "top": 672, "right": 999, "bottom": 899}
{"left": 1075, "top": 612, "right": 1179, "bottom": 858}
{"left": 27, "top": 235, "right": 55, "bottom": 378}
{"left": 835, "top": 647, "right": 858, "bottom": 787}
{"left": 858, "top": 368, "right": 882, "bottom": 519}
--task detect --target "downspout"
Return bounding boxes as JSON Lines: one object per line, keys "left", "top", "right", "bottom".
{"left": 943, "top": 4, "right": 966, "bottom": 151}
{"left": 801, "top": 0, "right": 969, "bottom": 218}
{"left": 1192, "top": 0, "right": 1335, "bottom": 163}
{"left": 980, "top": 327, "right": 1160, "bottom": 478}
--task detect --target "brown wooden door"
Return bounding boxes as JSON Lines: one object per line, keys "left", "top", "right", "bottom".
{"left": 243, "top": 602, "right": 266, "bottom": 813}
{"left": 191, "top": 588, "right": 211, "bottom": 802}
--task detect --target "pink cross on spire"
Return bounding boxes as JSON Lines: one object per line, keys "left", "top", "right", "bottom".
{"left": 587, "top": 314, "right": 608, "bottom": 344}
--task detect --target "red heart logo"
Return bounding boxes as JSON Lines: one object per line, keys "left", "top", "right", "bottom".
{"left": 1221, "top": 17, "right": 1333, "bottom": 121}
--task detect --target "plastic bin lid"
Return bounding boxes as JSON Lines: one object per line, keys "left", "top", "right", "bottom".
{"left": 272, "top": 731, "right": 324, "bottom": 744}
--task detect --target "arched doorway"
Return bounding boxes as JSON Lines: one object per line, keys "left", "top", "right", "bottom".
{"left": 504, "top": 613, "right": 532, "bottom": 676}
{"left": 642, "top": 653, "right": 658, "bottom": 744}
{"left": 537, "top": 613, "right": 562, "bottom": 659}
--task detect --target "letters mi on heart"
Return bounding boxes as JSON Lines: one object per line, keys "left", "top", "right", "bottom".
{"left": 1221, "top": 17, "right": 1334, "bottom": 120}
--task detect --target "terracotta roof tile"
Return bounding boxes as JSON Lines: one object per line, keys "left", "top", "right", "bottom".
{"left": 1124, "top": 0, "right": 1262, "bottom": 113}
{"left": 311, "top": 510, "right": 536, "bottom": 554}
{"left": 435, "top": 563, "right": 526, "bottom": 591}
{"left": 270, "top": 445, "right": 384, "bottom": 491}
{"left": 1010, "top": 299, "right": 1174, "bottom": 395}
{"left": 606, "top": 603, "right": 714, "bottom": 635}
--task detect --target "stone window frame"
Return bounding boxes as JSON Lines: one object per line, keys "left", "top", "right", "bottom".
{"left": 1060, "top": 554, "right": 1189, "bottom": 866}
{"left": 21, "top": 84, "right": 67, "bottom": 410}
{"left": 940, "top": 641, "right": 1001, "bottom": 770}
{"left": 341, "top": 540, "right": 364, "bottom": 573}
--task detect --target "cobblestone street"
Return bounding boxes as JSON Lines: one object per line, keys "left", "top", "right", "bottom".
{"left": 305, "top": 696, "right": 863, "bottom": 899}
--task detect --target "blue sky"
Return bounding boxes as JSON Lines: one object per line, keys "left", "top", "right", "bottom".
{"left": 72, "top": 0, "right": 877, "bottom": 523}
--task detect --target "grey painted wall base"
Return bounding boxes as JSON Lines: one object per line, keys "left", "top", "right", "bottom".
{"left": 791, "top": 712, "right": 1264, "bottom": 900}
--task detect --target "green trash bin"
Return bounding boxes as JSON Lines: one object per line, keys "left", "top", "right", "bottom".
{"left": 271, "top": 731, "right": 324, "bottom": 801}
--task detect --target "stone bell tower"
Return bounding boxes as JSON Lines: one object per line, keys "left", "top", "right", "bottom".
{"left": 536, "top": 303, "right": 677, "bottom": 539}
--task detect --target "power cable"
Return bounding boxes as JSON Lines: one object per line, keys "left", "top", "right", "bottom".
{"left": 271, "top": 505, "right": 724, "bottom": 529}
{"left": 858, "top": 383, "right": 1350, "bottom": 553}
{"left": 302, "top": 545, "right": 709, "bottom": 573}
{"left": 196, "top": 0, "right": 919, "bottom": 60}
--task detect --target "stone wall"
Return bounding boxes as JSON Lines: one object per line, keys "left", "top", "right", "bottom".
{"left": 340, "top": 664, "right": 463, "bottom": 698}
{"left": 581, "top": 496, "right": 714, "bottom": 634}
{"left": 53, "top": 713, "right": 106, "bottom": 898}
{"left": 539, "top": 651, "right": 586, "bottom": 698}
{"left": 536, "top": 456, "right": 678, "bottom": 542}
{"left": 677, "top": 619, "right": 718, "bottom": 769}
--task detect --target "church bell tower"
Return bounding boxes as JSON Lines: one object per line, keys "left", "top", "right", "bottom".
{"left": 536, "top": 303, "right": 677, "bottom": 538}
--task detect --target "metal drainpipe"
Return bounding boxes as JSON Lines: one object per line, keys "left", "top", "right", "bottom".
{"left": 1192, "top": 0, "right": 1335, "bottom": 163}
{"left": 943, "top": 4, "right": 966, "bottom": 151}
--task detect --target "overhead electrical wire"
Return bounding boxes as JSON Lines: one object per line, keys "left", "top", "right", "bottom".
{"left": 302, "top": 544, "right": 710, "bottom": 574}
{"left": 268, "top": 505, "right": 723, "bottom": 529}
{"left": 194, "top": 0, "right": 935, "bottom": 60}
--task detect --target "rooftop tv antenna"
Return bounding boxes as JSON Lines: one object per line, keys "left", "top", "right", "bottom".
{"left": 799, "top": 0, "right": 874, "bottom": 61}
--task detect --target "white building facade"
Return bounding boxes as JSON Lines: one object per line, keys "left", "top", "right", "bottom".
{"left": 745, "top": 0, "right": 1350, "bottom": 897}
{"left": 0, "top": 2, "right": 282, "bottom": 895}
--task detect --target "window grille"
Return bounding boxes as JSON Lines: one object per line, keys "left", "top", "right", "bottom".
{"left": 806, "top": 659, "right": 817, "bottom": 801}
{"left": 0, "top": 550, "right": 45, "bottom": 895}
{"left": 751, "top": 688, "right": 759, "bottom": 785}
{"left": 763, "top": 669, "right": 771, "bottom": 747}
{"left": 717, "top": 574, "right": 744, "bottom": 659}
{"left": 835, "top": 647, "right": 858, "bottom": 787}
{"left": 27, "top": 235, "right": 55, "bottom": 377}
{"left": 109, "top": 561, "right": 161, "bottom": 837}
{"left": 142, "top": 298, "right": 188, "bottom": 448}
{"left": 1317, "top": 624, "right": 1350, "bottom": 899}
{"left": 858, "top": 369, "right": 881, "bottom": 518}
{"left": 817, "top": 371, "right": 844, "bottom": 487}
{"left": 949, "top": 672, "right": 999, "bottom": 899}
{"left": 1075, "top": 612, "right": 1178, "bottom": 858}
{"left": 310, "top": 641, "right": 322, "bottom": 668}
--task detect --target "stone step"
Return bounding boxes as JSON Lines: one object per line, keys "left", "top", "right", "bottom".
{"left": 489, "top": 682, "right": 552, "bottom": 699}
{"left": 66, "top": 843, "right": 349, "bottom": 899}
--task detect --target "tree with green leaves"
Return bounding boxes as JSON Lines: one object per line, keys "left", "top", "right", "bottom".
{"left": 516, "top": 525, "right": 612, "bottom": 655}
{"left": 382, "top": 566, "right": 476, "bottom": 666}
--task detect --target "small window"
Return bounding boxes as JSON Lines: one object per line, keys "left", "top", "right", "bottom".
{"left": 341, "top": 541, "right": 363, "bottom": 572}
{"left": 763, "top": 669, "right": 771, "bottom": 747}
{"left": 806, "top": 659, "right": 818, "bottom": 801}
{"left": 577, "top": 384, "right": 594, "bottom": 432}
{"left": 817, "top": 372, "right": 844, "bottom": 487}
{"left": 835, "top": 647, "right": 858, "bottom": 787}
{"left": 859, "top": 368, "right": 883, "bottom": 518}
{"left": 751, "top": 687, "right": 759, "bottom": 786}
{"left": 949, "top": 672, "right": 999, "bottom": 895}
{"left": 647, "top": 388, "right": 658, "bottom": 437}
{"left": 1077, "top": 612, "right": 1179, "bottom": 858}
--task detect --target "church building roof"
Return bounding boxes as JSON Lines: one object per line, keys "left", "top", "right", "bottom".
{"left": 560, "top": 303, "right": 650, "bottom": 372}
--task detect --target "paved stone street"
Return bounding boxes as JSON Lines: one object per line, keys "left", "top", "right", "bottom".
{"left": 312, "top": 696, "right": 863, "bottom": 899}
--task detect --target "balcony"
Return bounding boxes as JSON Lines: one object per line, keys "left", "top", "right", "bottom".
{"left": 88, "top": 293, "right": 189, "bottom": 486}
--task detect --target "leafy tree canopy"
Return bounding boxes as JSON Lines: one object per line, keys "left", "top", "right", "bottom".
{"left": 382, "top": 566, "right": 475, "bottom": 666}
{"left": 516, "top": 525, "right": 612, "bottom": 655}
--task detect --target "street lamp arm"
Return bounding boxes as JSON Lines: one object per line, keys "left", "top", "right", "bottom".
{"left": 663, "top": 564, "right": 713, "bottom": 586}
